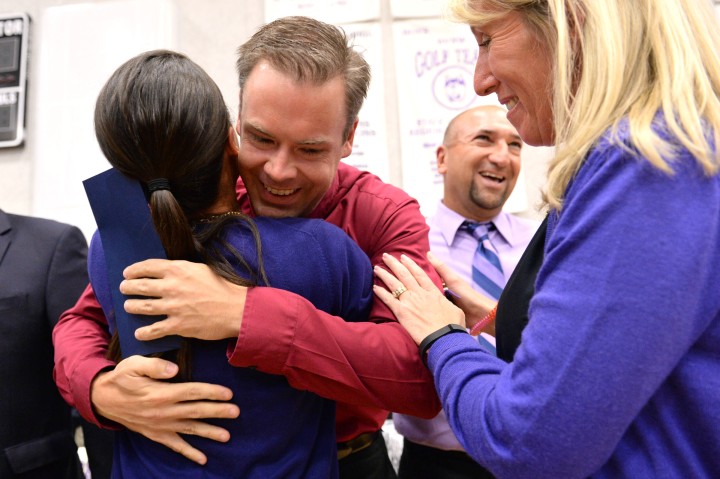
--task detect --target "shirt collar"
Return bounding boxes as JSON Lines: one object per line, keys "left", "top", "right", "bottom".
{"left": 235, "top": 163, "right": 344, "bottom": 219}
{"left": 433, "top": 201, "right": 520, "bottom": 247}
{"left": 307, "top": 163, "right": 342, "bottom": 219}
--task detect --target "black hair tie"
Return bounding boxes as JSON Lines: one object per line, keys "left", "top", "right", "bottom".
{"left": 146, "top": 178, "right": 171, "bottom": 193}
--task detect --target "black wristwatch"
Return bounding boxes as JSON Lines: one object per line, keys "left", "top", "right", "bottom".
{"left": 418, "top": 324, "right": 468, "bottom": 365}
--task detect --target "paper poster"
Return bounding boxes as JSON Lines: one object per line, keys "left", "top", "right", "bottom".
{"left": 393, "top": 19, "right": 529, "bottom": 217}
{"left": 264, "top": 0, "right": 380, "bottom": 24}
{"left": 341, "top": 22, "right": 390, "bottom": 182}
{"left": 390, "top": 0, "right": 445, "bottom": 19}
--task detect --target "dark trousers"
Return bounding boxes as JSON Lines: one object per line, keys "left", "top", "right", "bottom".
{"left": 339, "top": 433, "right": 397, "bottom": 479}
{"left": 398, "top": 438, "right": 495, "bottom": 479}
{"left": 0, "top": 438, "right": 83, "bottom": 479}
{"left": 72, "top": 410, "right": 114, "bottom": 479}
{"left": 80, "top": 421, "right": 114, "bottom": 479}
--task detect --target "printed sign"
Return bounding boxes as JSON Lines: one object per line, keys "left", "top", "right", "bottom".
{"left": 393, "top": 19, "right": 529, "bottom": 216}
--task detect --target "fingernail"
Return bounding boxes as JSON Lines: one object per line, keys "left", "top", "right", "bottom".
{"left": 134, "top": 328, "right": 147, "bottom": 341}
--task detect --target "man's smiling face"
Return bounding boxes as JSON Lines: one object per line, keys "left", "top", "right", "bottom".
{"left": 437, "top": 106, "right": 522, "bottom": 221}
{"left": 235, "top": 61, "right": 354, "bottom": 218}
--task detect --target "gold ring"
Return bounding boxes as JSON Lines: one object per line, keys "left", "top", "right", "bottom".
{"left": 392, "top": 286, "right": 408, "bottom": 298}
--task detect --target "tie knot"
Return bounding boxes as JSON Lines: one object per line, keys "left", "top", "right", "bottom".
{"left": 462, "top": 221, "right": 495, "bottom": 240}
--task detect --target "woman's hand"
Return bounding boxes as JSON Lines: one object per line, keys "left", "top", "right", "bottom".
{"left": 428, "top": 252, "right": 497, "bottom": 334}
{"left": 374, "top": 253, "right": 465, "bottom": 345}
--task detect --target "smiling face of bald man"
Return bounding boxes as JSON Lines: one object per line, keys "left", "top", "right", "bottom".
{"left": 437, "top": 106, "right": 523, "bottom": 222}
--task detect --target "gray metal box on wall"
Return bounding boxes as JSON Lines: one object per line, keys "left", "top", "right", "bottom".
{"left": 0, "top": 13, "right": 29, "bottom": 148}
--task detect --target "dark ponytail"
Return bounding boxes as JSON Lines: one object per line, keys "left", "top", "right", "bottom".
{"left": 95, "top": 50, "right": 267, "bottom": 377}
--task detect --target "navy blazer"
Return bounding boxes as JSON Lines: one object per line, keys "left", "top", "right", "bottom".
{"left": 0, "top": 210, "right": 87, "bottom": 478}
{"left": 495, "top": 215, "right": 548, "bottom": 362}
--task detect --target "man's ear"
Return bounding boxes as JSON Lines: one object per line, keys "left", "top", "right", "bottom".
{"left": 341, "top": 118, "right": 359, "bottom": 158}
{"left": 436, "top": 145, "right": 448, "bottom": 175}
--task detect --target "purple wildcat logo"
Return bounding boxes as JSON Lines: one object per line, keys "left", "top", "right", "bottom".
{"left": 432, "top": 66, "right": 475, "bottom": 110}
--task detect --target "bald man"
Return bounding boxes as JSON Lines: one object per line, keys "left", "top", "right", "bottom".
{"left": 393, "top": 105, "right": 539, "bottom": 479}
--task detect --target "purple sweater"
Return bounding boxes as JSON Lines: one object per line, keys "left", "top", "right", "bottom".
{"left": 428, "top": 121, "right": 720, "bottom": 478}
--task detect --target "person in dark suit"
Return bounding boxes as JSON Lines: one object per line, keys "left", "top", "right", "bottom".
{"left": 0, "top": 209, "right": 88, "bottom": 478}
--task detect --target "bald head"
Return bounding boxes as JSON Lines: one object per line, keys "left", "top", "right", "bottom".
{"left": 437, "top": 105, "right": 523, "bottom": 222}
{"left": 443, "top": 105, "right": 512, "bottom": 145}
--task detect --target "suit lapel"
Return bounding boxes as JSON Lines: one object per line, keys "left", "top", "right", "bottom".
{"left": 0, "top": 210, "right": 13, "bottom": 266}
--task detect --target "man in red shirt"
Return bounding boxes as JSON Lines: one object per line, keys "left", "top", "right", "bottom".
{"left": 53, "top": 16, "right": 441, "bottom": 479}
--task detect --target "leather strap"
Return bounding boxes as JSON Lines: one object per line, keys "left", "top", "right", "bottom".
{"left": 419, "top": 324, "right": 468, "bottom": 365}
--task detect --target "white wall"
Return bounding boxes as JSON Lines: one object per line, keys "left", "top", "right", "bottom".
{"left": 0, "top": 0, "right": 264, "bottom": 234}
{"left": 0, "top": 0, "right": 552, "bottom": 239}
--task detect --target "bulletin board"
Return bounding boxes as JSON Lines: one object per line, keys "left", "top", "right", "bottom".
{"left": 342, "top": 22, "right": 391, "bottom": 182}
{"left": 392, "top": 19, "right": 530, "bottom": 217}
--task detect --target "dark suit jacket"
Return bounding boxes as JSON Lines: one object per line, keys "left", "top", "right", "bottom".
{"left": 495, "top": 215, "right": 548, "bottom": 362}
{"left": 0, "top": 210, "right": 87, "bottom": 478}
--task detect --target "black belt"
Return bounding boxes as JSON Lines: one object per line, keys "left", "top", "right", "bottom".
{"left": 337, "top": 431, "right": 380, "bottom": 460}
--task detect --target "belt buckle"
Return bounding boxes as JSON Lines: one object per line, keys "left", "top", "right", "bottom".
{"left": 337, "top": 432, "right": 377, "bottom": 460}
{"left": 337, "top": 445, "right": 353, "bottom": 460}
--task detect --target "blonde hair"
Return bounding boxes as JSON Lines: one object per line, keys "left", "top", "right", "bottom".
{"left": 447, "top": 0, "right": 720, "bottom": 209}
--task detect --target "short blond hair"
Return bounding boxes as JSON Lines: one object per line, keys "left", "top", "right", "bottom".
{"left": 236, "top": 16, "right": 371, "bottom": 140}
{"left": 447, "top": 0, "right": 720, "bottom": 209}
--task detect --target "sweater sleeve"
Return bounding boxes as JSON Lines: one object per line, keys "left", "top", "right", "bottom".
{"left": 429, "top": 143, "right": 720, "bottom": 478}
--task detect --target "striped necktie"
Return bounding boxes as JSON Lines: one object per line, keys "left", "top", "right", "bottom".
{"left": 462, "top": 221, "right": 505, "bottom": 300}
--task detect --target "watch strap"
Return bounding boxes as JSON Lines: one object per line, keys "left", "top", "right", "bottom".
{"left": 418, "top": 324, "right": 468, "bottom": 365}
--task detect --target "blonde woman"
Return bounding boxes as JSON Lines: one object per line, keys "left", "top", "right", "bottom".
{"left": 374, "top": 0, "right": 720, "bottom": 477}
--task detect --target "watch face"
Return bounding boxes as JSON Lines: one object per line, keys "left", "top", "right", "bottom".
{"left": 0, "top": 13, "right": 28, "bottom": 147}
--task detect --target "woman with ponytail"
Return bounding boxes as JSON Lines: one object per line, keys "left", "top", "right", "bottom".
{"left": 88, "top": 49, "right": 373, "bottom": 479}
